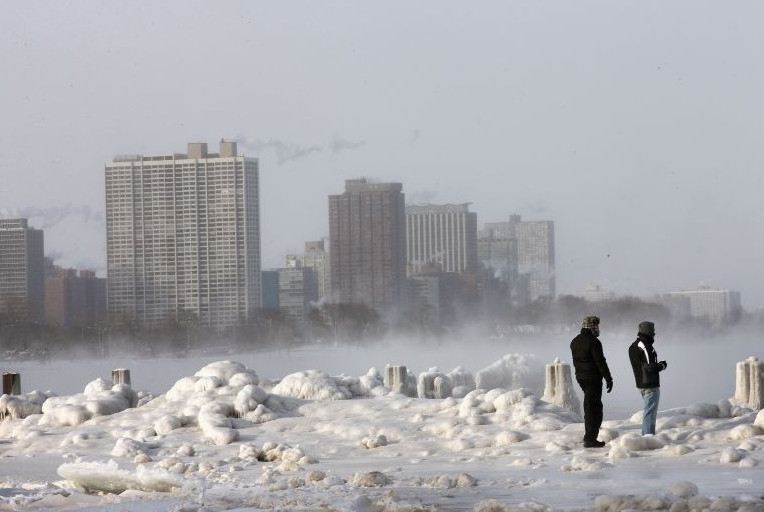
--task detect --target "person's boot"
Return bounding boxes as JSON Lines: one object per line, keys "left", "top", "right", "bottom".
{"left": 583, "top": 440, "right": 606, "bottom": 448}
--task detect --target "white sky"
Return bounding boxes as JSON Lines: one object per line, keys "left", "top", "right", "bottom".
{"left": 2, "top": 1, "right": 763, "bottom": 307}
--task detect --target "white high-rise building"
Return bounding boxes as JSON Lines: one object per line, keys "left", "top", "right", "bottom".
{"left": 406, "top": 204, "right": 478, "bottom": 276}
{"left": 105, "top": 140, "right": 261, "bottom": 330}
{"left": 659, "top": 287, "right": 742, "bottom": 326}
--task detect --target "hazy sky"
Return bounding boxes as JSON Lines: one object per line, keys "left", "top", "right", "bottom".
{"left": 2, "top": 1, "right": 763, "bottom": 307}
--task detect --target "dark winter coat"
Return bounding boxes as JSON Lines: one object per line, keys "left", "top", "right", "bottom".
{"left": 628, "top": 334, "right": 667, "bottom": 389}
{"left": 570, "top": 329, "right": 613, "bottom": 383}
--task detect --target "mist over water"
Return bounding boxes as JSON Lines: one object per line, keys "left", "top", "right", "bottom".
{"left": 4, "top": 329, "right": 761, "bottom": 420}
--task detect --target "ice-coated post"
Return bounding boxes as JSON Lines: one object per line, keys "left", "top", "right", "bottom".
{"left": 542, "top": 359, "right": 581, "bottom": 417}
{"left": 385, "top": 365, "right": 408, "bottom": 394}
{"left": 112, "top": 368, "right": 131, "bottom": 386}
{"left": 433, "top": 376, "right": 452, "bottom": 399}
{"left": 734, "top": 357, "right": 764, "bottom": 410}
{"left": 2, "top": 373, "right": 20, "bottom": 395}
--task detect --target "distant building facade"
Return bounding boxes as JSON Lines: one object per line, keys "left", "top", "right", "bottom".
{"left": 582, "top": 284, "right": 615, "bottom": 302}
{"left": 0, "top": 219, "right": 45, "bottom": 323}
{"left": 480, "top": 214, "right": 555, "bottom": 302}
{"left": 105, "top": 141, "right": 261, "bottom": 330}
{"left": 261, "top": 271, "right": 280, "bottom": 310}
{"left": 659, "top": 287, "right": 742, "bottom": 326}
{"left": 278, "top": 263, "right": 318, "bottom": 329}
{"left": 328, "top": 179, "right": 406, "bottom": 313}
{"left": 45, "top": 267, "right": 106, "bottom": 328}
{"left": 406, "top": 203, "right": 478, "bottom": 276}
{"left": 302, "top": 240, "right": 331, "bottom": 301}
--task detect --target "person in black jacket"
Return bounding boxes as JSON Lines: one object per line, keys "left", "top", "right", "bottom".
{"left": 570, "top": 315, "right": 613, "bottom": 448}
{"left": 628, "top": 321, "right": 667, "bottom": 435}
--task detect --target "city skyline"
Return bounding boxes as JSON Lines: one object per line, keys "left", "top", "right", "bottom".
{"left": 3, "top": 2, "right": 764, "bottom": 307}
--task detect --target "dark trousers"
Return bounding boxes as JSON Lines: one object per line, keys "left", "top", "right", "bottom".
{"left": 576, "top": 377, "right": 603, "bottom": 442}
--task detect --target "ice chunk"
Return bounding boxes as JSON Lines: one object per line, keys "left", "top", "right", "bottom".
{"left": 194, "top": 361, "right": 249, "bottom": 383}
{"left": 0, "top": 391, "right": 51, "bottom": 420}
{"left": 669, "top": 481, "right": 699, "bottom": 498}
{"left": 153, "top": 415, "right": 182, "bottom": 436}
{"left": 475, "top": 354, "right": 538, "bottom": 391}
{"left": 350, "top": 471, "right": 391, "bottom": 487}
{"left": 234, "top": 385, "right": 268, "bottom": 417}
{"left": 612, "top": 433, "right": 664, "bottom": 451}
{"left": 417, "top": 370, "right": 451, "bottom": 399}
{"left": 111, "top": 437, "right": 149, "bottom": 458}
{"left": 57, "top": 460, "right": 181, "bottom": 493}
{"left": 272, "top": 370, "right": 352, "bottom": 400}
{"left": 228, "top": 370, "right": 260, "bottom": 387}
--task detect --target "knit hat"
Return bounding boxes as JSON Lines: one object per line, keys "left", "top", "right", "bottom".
{"left": 582, "top": 316, "right": 600, "bottom": 330}
{"left": 638, "top": 321, "right": 655, "bottom": 337}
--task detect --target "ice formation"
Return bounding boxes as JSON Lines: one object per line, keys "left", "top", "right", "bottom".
{"left": 475, "top": 353, "right": 537, "bottom": 391}
{"left": 0, "top": 390, "right": 52, "bottom": 420}
{"left": 541, "top": 359, "right": 581, "bottom": 417}
{"left": 57, "top": 460, "right": 182, "bottom": 493}
{"left": 384, "top": 365, "right": 410, "bottom": 395}
{"left": 417, "top": 368, "right": 452, "bottom": 399}
{"left": 272, "top": 370, "right": 353, "bottom": 400}
{"left": 734, "top": 356, "right": 763, "bottom": 410}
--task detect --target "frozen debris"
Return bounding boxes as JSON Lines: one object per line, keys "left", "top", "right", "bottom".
{"left": 426, "top": 472, "right": 478, "bottom": 488}
{"left": 734, "top": 356, "right": 764, "bottom": 410}
{"left": 612, "top": 433, "right": 664, "bottom": 452}
{"left": 111, "top": 437, "right": 150, "bottom": 458}
{"left": 669, "top": 481, "right": 699, "bottom": 498}
{"left": 153, "top": 415, "right": 182, "bottom": 436}
{"left": 475, "top": 353, "right": 538, "bottom": 391}
{"left": 729, "top": 424, "right": 762, "bottom": 441}
{"left": 0, "top": 390, "right": 52, "bottom": 421}
{"left": 495, "top": 430, "right": 529, "bottom": 447}
{"left": 541, "top": 360, "right": 581, "bottom": 418}
{"left": 36, "top": 380, "right": 140, "bottom": 427}
{"left": 57, "top": 460, "right": 181, "bottom": 494}
{"left": 350, "top": 471, "right": 391, "bottom": 487}
{"left": 719, "top": 447, "right": 745, "bottom": 464}
{"left": 272, "top": 370, "right": 352, "bottom": 400}
{"left": 561, "top": 455, "right": 608, "bottom": 472}
{"left": 754, "top": 409, "right": 764, "bottom": 428}
{"left": 360, "top": 434, "right": 388, "bottom": 449}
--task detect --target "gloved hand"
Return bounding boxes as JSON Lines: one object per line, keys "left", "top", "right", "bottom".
{"left": 606, "top": 379, "right": 613, "bottom": 393}
{"left": 659, "top": 360, "right": 667, "bottom": 370}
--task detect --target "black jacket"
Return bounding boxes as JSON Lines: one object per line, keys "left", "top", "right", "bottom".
{"left": 628, "top": 334, "right": 667, "bottom": 389}
{"left": 570, "top": 329, "right": 613, "bottom": 382}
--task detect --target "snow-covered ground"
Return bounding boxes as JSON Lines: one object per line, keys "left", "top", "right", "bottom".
{"left": 1, "top": 348, "right": 763, "bottom": 511}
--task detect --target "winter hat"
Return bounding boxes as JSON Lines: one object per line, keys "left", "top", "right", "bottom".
{"left": 581, "top": 316, "right": 600, "bottom": 330}
{"left": 638, "top": 321, "right": 655, "bottom": 337}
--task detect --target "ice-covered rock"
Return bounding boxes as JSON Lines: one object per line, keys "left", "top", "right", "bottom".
{"left": 0, "top": 390, "right": 51, "bottom": 421}
{"left": 361, "top": 434, "right": 388, "bottom": 449}
{"left": 719, "top": 447, "right": 744, "bottom": 463}
{"left": 669, "top": 481, "right": 699, "bottom": 498}
{"left": 234, "top": 385, "right": 268, "bottom": 417}
{"left": 475, "top": 353, "right": 538, "bottom": 391}
{"left": 612, "top": 433, "right": 664, "bottom": 451}
{"left": 58, "top": 460, "right": 181, "bottom": 493}
{"left": 195, "top": 361, "right": 249, "bottom": 383}
{"left": 351, "top": 471, "right": 391, "bottom": 487}
{"left": 272, "top": 370, "right": 352, "bottom": 400}
{"left": 448, "top": 366, "right": 476, "bottom": 393}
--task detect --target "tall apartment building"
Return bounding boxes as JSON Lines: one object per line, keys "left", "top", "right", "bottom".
{"left": 405, "top": 204, "right": 477, "bottom": 276}
{"left": 480, "top": 214, "right": 555, "bottom": 302}
{"left": 45, "top": 267, "right": 106, "bottom": 328}
{"left": 328, "top": 179, "right": 406, "bottom": 312}
{"left": 302, "top": 240, "right": 330, "bottom": 300}
{"left": 0, "top": 219, "right": 45, "bottom": 323}
{"left": 105, "top": 140, "right": 261, "bottom": 330}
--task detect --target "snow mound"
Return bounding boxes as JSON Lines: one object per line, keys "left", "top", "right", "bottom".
{"left": 195, "top": 361, "right": 257, "bottom": 384}
{"left": 35, "top": 379, "right": 143, "bottom": 427}
{"left": 0, "top": 390, "right": 52, "bottom": 420}
{"left": 272, "top": 370, "right": 352, "bottom": 400}
{"left": 612, "top": 433, "right": 664, "bottom": 452}
{"left": 350, "top": 471, "right": 391, "bottom": 487}
{"left": 57, "top": 460, "right": 182, "bottom": 493}
{"left": 475, "top": 353, "right": 539, "bottom": 391}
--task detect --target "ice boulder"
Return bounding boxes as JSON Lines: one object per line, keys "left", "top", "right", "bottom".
{"left": 0, "top": 390, "right": 51, "bottom": 421}
{"left": 475, "top": 354, "right": 538, "bottom": 391}
{"left": 58, "top": 460, "right": 181, "bottom": 493}
{"left": 234, "top": 385, "right": 269, "bottom": 417}
{"left": 612, "top": 433, "right": 664, "bottom": 451}
{"left": 194, "top": 361, "right": 249, "bottom": 383}
{"left": 271, "top": 370, "right": 352, "bottom": 400}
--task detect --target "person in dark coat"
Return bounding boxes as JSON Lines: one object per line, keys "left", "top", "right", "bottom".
{"left": 570, "top": 315, "right": 613, "bottom": 448}
{"left": 628, "top": 321, "right": 667, "bottom": 435}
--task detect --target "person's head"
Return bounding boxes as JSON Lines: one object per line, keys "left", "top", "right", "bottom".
{"left": 581, "top": 315, "right": 600, "bottom": 337}
{"left": 638, "top": 321, "right": 656, "bottom": 338}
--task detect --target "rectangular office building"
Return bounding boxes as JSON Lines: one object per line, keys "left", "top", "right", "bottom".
{"left": 406, "top": 203, "right": 477, "bottom": 275}
{"left": 0, "top": 219, "right": 44, "bottom": 323}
